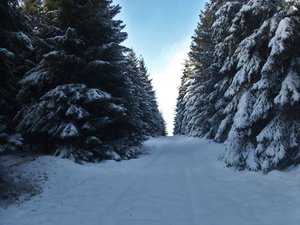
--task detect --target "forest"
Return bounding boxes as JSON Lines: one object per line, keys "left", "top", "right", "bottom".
{"left": 175, "top": 0, "right": 300, "bottom": 171}
{"left": 0, "top": 0, "right": 299, "bottom": 224}
{"left": 1, "top": 0, "right": 298, "bottom": 172}
{"left": 0, "top": 0, "right": 166, "bottom": 163}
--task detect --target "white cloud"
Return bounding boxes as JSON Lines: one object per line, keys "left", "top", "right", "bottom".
{"left": 150, "top": 39, "right": 190, "bottom": 135}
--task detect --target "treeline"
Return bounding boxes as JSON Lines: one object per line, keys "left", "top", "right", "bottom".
{"left": 175, "top": 0, "right": 300, "bottom": 171}
{"left": 0, "top": 0, "right": 166, "bottom": 162}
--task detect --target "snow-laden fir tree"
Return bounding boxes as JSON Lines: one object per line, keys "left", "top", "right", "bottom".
{"left": 124, "top": 51, "right": 148, "bottom": 137}
{"left": 16, "top": 0, "right": 145, "bottom": 161}
{"left": 138, "top": 56, "right": 166, "bottom": 136}
{"left": 0, "top": 0, "right": 34, "bottom": 153}
{"left": 174, "top": 1, "right": 220, "bottom": 137}
{"left": 174, "top": 59, "right": 195, "bottom": 135}
{"left": 175, "top": 0, "right": 300, "bottom": 170}
{"left": 222, "top": 0, "right": 300, "bottom": 170}
{"left": 125, "top": 50, "right": 166, "bottom": 137}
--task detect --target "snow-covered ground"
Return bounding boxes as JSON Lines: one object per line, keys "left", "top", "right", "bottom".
{"left": 1, "top": 136, "right": 299, "bottom": 225}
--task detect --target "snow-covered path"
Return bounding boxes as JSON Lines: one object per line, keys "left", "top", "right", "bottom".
{"left": 1, "top": 136, "right": 300, "bottom": 225}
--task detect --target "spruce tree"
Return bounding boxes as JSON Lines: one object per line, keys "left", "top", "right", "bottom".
{"left": 138, "top": 56, "right": 166, "bottom": 136}
{"left": 223, "top": 0, "right": 300, "bottom": 170}
{"left": 175, "top": 0, "right": 300, "bottom": 170}
{"left": 16, "top": 0, "right": 142, "bottom": 161}
{"left": 124, "top": 50, "right": 148, "bottom": 138}
{"left": 0, "top": 0, "right": 33, "bottom": 153}
{"left": 174, "top": 59, "right": 194, "bottom": 135}
{"left": 174, "top": 2, "right": 218, "bottom": 137}
{"left": 125, "top": 50, "right": 166, "bottom": 138}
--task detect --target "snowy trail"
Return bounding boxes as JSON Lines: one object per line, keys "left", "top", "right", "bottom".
{"left": 1, "top": 136, "right": 299, "bottom": 225}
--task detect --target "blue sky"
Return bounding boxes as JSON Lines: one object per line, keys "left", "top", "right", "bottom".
{"left": 113, "top": 0, "right": 208, "bottom": 134}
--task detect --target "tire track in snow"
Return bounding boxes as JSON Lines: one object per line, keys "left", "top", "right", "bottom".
{"left": 2, "top": 136, "right": 299, "bottom": 225}
{"left": 96, "top": 140, "right": 168, "bottom": 225}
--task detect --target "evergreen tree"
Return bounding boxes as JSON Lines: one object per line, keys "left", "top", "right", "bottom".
{"left": 16, "top": 0, "right": 142, "bottom": 161}
{"left": 222, "top": 0, "right": 300, "bottom": 170}
{"left": 24, "top": 0, "right": 42, "bottom": 15}
{"left": 175, "top": 0, "right": 300, "bottom": 170}
{"left": 174, "top": 2, "right": 218, "bottom": 137}
{"left": 0, "top": 0, "right": 33, "bottom": 153}
{"left": 138, "top": 56, "right": 166, "bottom": 136}
{"left": 206, "top": 0, "right": 246, "bottom": 141}
{"left": 125, "top": 50, "right": 166, "bottom": 138}
{"left": 174, "top": 59, "right": 194, "bottom": 135}
{"left": 124, "top": 50, "right": 149, "bottom": 138}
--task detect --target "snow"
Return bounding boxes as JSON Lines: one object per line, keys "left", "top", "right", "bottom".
{"left": 238, "top": 0, "right": 268, "bottom": 15}
{"left": 86, "top": 89, "right": 111, "bottom": 103}
{"left": 86, "top": 136, "right": 102, "bottom": 146}
{"left": 215, "top": 115, "right": 231, "bottom": 140}
{"left": 232, "top": 91, "right": 255, "bottom": 129}
{"left": 81, "top": 122, "right": 96, "bottom": 132}
{"left": 269, "top": 17, "right": 293, "bottom": 56}
{"left": 65, "top": 105, "right": 89, "bottom": 120}
{"left": 60, "top": 123, "right": 79, "bottom": 138}
{"left": 13, "top": 32, "right": 33, "bottom": 51}
{"left": 46, "top": 28, "right": 83, "bottom": 46}
{"left": 0, "top": 48, "right": 14, "bottom": 58}
{"left": 7, "top": 134, "right": 23, "bottom": 147}
{"left": 250, "top": 91, "right": 273, "bottom": 122}
{"left": 41, "top": 86, "right": 68, "bottom": 100}
{"left": 87, "top": 60, "right": 109, "bottom": 67}
{"left": 20, "top": 70, "right": 49, "bottom": 86}
{"left": 274, "top": 67, "right": 300, "bottom": 105}
{"left": 1, "top": 136, "right": 299, "bottom": 225}
{"left": 213, "top": 2, "right": 241, "bottom": 29}
{"left": 108, "top": 103, "right": 126, "bottom": 112}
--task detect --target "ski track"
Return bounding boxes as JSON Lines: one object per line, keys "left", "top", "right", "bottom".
{"left": 0, "top": 136, "right": 299, "bottom": 225}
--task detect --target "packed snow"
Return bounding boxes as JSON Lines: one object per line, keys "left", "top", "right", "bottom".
{"left": 1, "top": 136, "right": 299, "bottom": 225}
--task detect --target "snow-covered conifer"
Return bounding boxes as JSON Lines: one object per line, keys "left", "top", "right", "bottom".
{"left": 0, "top": 0, "right": 34, "bottom": 153}
{"left": 219, "top": 0, "right": 300, "bottom": 170}
{"left": 125, "top": 50, "right": 166, "bottom": 138}
{"left": 175, "top": 2, "right": 218, "bottom": 137}
{"left": 138, "top": 56, "right": 166, "bottom": 136}
{"left": 175, "top": 0, "right": 300, "bottom": 170}
{"left": 174, "top": 59, "right": 195, "bottom": 135}
{"left": 16, "top": 0, "right": 144, "bottom": 161}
